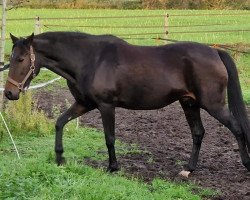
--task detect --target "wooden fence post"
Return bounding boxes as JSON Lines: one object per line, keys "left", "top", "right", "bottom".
{"left": 34, "top": 16, "right": 41, "bottom": 34}
{"left": 0, "top": 0, "right": 7, "bottom": 109}
{"left": 164, "top": 13, "right": 169, "bottom": 44}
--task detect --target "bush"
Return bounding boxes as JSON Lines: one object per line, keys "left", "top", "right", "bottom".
{"left": 17, "top": 0, "right": 249, "bottom": 9}
{"left": 3, "top": 92, "right": 53, "bottom": 136}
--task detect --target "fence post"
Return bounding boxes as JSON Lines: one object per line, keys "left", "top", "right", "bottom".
{"left": 0, "top": 0, "right": 7, "bottom": 109}
{"left": 164, "top": 13, "right": 169, "bottom": 44}
{"left": 34, "top": 16, "right": 41, "bottom": 34}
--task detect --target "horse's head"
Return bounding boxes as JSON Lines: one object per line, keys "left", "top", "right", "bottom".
{"left": 5, "top": 33, "right": 40, "bottom": 100}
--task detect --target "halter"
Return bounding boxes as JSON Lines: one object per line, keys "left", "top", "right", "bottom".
{"left": 7, "top": 46, "right": 36, "bottom": 92}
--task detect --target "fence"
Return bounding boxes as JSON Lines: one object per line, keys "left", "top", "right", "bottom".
{"left": 3, "top": 12, "right": 250, "bottom": 42}
{"left": 1, "top": 11, "right": 250, "bottom": 90}
{"left": 31, "top": 12, "right": 250, "bottom": 52}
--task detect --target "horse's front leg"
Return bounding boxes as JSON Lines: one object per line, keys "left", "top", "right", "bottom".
{"left": 55, "top": 101, "right": 94, "bottom": 165}
{"left": 99, "top": 103, "right": 119, "bottom": 172}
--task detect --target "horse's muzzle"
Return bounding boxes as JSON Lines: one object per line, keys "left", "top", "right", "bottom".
{"left": 4, "top": 89, "right": 19, "bottom": 100}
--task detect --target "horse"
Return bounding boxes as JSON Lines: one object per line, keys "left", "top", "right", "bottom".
{"left": 4, "top": 32, "right": 250, "bottom": 173}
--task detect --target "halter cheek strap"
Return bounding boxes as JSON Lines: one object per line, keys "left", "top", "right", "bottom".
{"left": 7, "top": 46, "right": 36, "bottom": 92}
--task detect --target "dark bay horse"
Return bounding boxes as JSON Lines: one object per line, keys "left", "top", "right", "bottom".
{"left": 4, "top": 32, "right": 250, "bottom": 172}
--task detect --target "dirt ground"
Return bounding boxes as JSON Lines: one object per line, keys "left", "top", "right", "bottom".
{"left": 36, "top": 88, "right": 250, "bottom": 200}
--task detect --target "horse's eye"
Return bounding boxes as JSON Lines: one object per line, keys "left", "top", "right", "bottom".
{"left": 17, "top": 58, "right": 24, "bottom": 62}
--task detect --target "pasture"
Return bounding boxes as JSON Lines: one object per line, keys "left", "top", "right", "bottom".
{"left": 0, "top": 119, "right": 213, "bottom": 199}
{"left": 0, "top": 8, "right": 250, "bottom": 199}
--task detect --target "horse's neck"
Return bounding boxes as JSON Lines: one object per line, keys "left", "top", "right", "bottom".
{"left": 34, "top": 39, "right": 77, "bottom": 84}
{"left": 46, "top": 63, "right": 76, "bottom": 84}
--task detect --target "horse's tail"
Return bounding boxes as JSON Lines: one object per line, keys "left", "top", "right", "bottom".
{"left": 217, "top": 49, "right": 250, "bottom": 148}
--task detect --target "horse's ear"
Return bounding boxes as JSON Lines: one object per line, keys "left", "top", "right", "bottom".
{"left": 10, "top": 33, "right": 19, "bottom": 44}
{"left": 24, "top": 33, "right": 34, "bottom": 46}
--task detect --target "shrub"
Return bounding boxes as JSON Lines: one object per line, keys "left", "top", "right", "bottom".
{"left": 16, "top": 0, "right": 249, "bottom": 9}
{"left": 3, "top": 91, "right": 53, "bottom": 136}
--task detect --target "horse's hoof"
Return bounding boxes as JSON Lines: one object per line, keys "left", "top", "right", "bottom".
{"left": 183, "top": 164, "right": 196, "bottom": 172}
{"left": 56, "top": 156, "right": 66, "bottom": 166}
{"left": 107, "top": 163, "right": 120, "bottom": 173}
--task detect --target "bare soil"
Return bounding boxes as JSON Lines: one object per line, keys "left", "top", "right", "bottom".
{"left": 35, "top": 88, "right": 250, "bottom": 200}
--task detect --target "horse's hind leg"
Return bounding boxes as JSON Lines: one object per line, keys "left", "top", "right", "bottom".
{"left": 55, "top": 102, "right": 94, "bottom": 165}
{"left": 180, "top": 98, "right": 205, "bottom": 172}
{"left": 205, "top": 104, "right": 250, "bottom": 171}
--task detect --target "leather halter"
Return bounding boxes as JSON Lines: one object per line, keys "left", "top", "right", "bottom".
{"left": 7, "top": 46, "right": 36, "bottom": 92}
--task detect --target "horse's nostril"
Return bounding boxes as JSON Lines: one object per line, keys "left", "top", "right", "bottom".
{"left": 5, "top": 90, "right": 13, "bottom": 99}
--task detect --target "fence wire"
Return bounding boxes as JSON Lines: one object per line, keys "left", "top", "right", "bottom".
{"left": 43, "top": 23, "right": 233, "bottom": 29}
{"left": 3, "top": 12, "right": 250, "bottom": 21}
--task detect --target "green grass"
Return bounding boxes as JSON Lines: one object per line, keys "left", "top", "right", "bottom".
{"left": 2, "top": 8, "right": 249, "bottom": 103}
{"left": 237, "top": 54, "right": 250, "bottom": 103}
{"left": 0, "top": 92, "right": 217, "bottom": 199}
{"left": 3, "top": 9, "right": 250, "bottom": 49}
{"left": 0, "top": 127, "right": 216, "bottom": 199}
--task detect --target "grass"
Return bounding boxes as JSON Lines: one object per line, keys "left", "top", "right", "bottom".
{"left": 3, "top": 9, "right": 250, "bottom": 49}
{"left": 237, "top": 54, "right": 250, "bottom": 103}
{"left": 1, "top": 8, "right": 249, "bottom": 103}
{"left": 0, "top": 127, "right": 216, "bottom": 199}
{"left": 0, "top": 92, "right": 217, "bottom": 199}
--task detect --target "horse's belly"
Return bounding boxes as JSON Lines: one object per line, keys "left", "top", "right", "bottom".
{"left": 117, "top": 102, "right": 171, "bottom": 110}
{"left": 116, "top": 93, "right": 178, "bottom": 110}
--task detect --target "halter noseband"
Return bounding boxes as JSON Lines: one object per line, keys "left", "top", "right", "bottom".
{"left": 7, "top": 46, "right": 36, "bottom": 92}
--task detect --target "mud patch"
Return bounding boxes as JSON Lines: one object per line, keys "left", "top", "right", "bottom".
{"left": 35, "top": 88, "right": 250, "bottom": 200}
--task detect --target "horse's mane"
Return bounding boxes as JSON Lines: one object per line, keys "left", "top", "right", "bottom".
{"left": 35, "top": 31, "right": 89, "bottom": 39}
{"left": 34, "top": 31, "right": 125, "bottom": 43}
